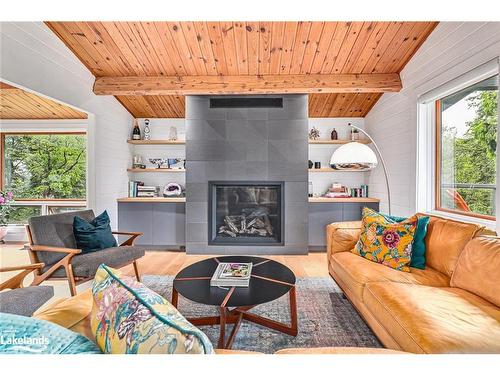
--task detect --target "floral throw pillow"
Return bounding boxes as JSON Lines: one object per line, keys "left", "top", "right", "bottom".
{"left": 90, "top": 264, "right": 214, "bottom": 354}
{"left": 352, "top": 207, "right": 418, "bottom": 272}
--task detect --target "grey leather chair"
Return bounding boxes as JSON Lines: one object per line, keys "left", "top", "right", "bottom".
{"left": 0, "top": 263, "right": 54, "bottom": 316}
{"left": 25, "top": 210, "right": 144, "bottom": 296}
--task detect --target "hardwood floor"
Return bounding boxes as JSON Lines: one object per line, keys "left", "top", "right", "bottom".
{"left": 0, "top": 243, "right": 329, "bottom": 286}
{"left": 121, "top": 251, "right": 329, "bottom": 278}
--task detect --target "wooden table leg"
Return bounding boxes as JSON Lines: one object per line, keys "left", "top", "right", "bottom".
{"left": 225, "top": 312, "right": 243, "bottom": 349}
{"left": 218, "top": 306, "right": 226, "bottom": 349}
{"left": 172, "top": 287, "right": 178, "bottom": 308}
{"left": 289, "top": 285, "right": 298, "bottom": 336}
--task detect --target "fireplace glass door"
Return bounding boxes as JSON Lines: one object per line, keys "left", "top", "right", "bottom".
{"left": 208, "top": 181, "right": 284, "bottom": 245}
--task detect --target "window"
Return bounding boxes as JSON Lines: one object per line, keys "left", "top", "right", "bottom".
{"left": 1, "top": 132, "right": 87, "bottom": 224}
{"left": 435, "top": 75, "right": 499, "bottom": 220}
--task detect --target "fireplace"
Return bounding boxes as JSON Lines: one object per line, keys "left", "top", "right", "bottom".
{"left": 208, "top": 181, "right": 284, "bottom": 246}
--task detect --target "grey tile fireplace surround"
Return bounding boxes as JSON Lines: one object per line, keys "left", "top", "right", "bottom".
{"left": 185, "top": 95, "right": 309, "bottom": 255}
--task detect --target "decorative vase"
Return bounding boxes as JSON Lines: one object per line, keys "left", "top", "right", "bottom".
{"left": 331, "top": 128, "right": 338, "bottom": 140}
{"left": 0, "top": 226, "right": 8, "bottom": 243}
{"left": 143, "top": 119, "right": 151, "bottom": 140}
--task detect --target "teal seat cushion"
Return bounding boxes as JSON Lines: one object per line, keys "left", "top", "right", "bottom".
{"left": 73, "top": 210, "right": 117, "bottom": 253}
{"left": 381, "top": 213, "right": 430, "bottom": 269}
{"left": 0, "top": 312, "right": 102, "bottom": 354}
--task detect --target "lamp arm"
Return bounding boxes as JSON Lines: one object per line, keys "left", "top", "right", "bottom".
{"left": 350, "top": 124, "right": 392, "bottom": 215}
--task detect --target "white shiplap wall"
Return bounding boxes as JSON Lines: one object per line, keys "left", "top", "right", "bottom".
{"left": 365, "top": 22, "right": 500, "bottom": 216}
{"left": 0, "top": 22, "right": 133, "bottom": 227}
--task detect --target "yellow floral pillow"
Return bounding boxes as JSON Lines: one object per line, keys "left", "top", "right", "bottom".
{"left": 90, "top": 265, "right": 214, "bottom": 354}
{"left": 352, "top": 207, "right": 418, "bottom": 272}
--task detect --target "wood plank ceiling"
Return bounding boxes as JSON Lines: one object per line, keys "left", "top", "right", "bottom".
{"left": 46, "top": 21, "right": 437, "bottom": 118}
{"left": 0, "top": 82, "right": 87, "bottom": 120}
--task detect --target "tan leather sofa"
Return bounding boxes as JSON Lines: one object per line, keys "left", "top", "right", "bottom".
{"left": 327, "top": 214, "right": 500, "bottom": 353}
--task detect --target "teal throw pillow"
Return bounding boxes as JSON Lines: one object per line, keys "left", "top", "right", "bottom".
{"left": 73, "top": 210, "right": 117, "bottom": 253}
{"left": 0, "top": 312, "right": 101, "bottom": 354}
{"left": 381, "top": 213, "right": 430, "bottom": 269}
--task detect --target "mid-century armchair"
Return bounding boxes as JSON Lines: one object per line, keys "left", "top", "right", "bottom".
{"left": 0, "top": 263, "right": 54, "bottom": 316}
{"left": 25, "top": 210, "right": 145, "bottom": 296}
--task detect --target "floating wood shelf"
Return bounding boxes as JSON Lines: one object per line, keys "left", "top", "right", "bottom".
{"left": 127, "top": 139, "right": 186, "bottom": 145}
{"left": 308, "top": 168, "right": 368, "bottom": 173}
{"left": 127, "top": 168, "right": 186, "bottom": 173}
{"left": 308, "top": 139, "right": 370, "bottom": 145}
{"left": 118, "top": 197, "right": 378, "bottom": 203}
{"left": 117, "top": 197, "right": 186, "bottom": 203}
{"left": 309, "top": 197, "right": 380, "bottom": 203}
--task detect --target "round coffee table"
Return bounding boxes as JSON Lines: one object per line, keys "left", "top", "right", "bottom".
{"left": 172, "top": 255, "right": 298, "bottom": 349}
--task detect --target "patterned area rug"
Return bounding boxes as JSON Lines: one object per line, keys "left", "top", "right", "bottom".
{"left": 142, "top": 275, "right": 381, "bottom": 353}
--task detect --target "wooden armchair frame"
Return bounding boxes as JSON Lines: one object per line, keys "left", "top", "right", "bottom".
{"left": 25, "top": 225, "right": 143, "bottom": 296}
{"left": 0, "top": 263, "right": 45, "bottom": 291}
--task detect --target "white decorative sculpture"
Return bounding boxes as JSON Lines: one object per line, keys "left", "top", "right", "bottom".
{"left": 143, "top": 119, "right": 151, "bottom": 140}
{"left": 168, "top": 126, "right": 178, "bottom": 141}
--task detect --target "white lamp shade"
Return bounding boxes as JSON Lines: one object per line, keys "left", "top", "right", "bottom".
{"left": 330, "top": 142, "right": 378, "bottom": 170}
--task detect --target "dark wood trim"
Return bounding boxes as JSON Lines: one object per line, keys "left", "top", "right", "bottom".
{"left": 251, "top": 274, "right": 295, "bottom": 287}
{"left": 0, "top": 131, "right": 86, "bottom": 135}
{"left": 253, "top": 259, "right": 271, "bottom": 267}
{"left": 221, "top": 286, "right": 235, "bottom": 308}
{"left": 434, "top": 207, "right": 496, "bottom": 221}
{"left": 0, "top": 133, "right": 4, "bottom": 191}
{"left": 12, "top": 199, "right": 86, "bottom": 202}
{"left": 175, "top": 276, "right": 212, "bottom": 281}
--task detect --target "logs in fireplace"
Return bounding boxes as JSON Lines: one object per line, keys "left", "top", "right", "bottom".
{"left": 218, "top": 207, "right": 274, "bottom": 238}
{"left": 208, "top": 181, "right": 284, "bottom": 246}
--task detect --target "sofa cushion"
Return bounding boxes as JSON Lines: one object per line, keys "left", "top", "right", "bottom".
{"left": 91, "top": 265, "right": 214, "bottom": 354}
{"left": 44, "top": 246, "right": 145, "bottom": 278}
{"left": 381, "top": 213, "right": 430, "bottom": 269}
{"left": 353, "top": 208, "right": 418, "bottom": 272}
{"left": 451, "top": 236, "right": 500, "bottom": 307}
{"left": 330, "top": 252, "right": 449, "bottom": 301}
{"left": 420, "top": 214, "right": 483, "bottom": 277}
{"left": 73, "top": 210, "right": 117, "bottom": 253}
{"left": 363, "top": 282, "right": 500, "bottom": 353}
{"left": 0, "top": 285, "right": 54, "bottom": 317}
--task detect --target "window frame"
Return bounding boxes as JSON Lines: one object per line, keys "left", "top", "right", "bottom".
{"left": 0, "top": 130, "right": 88, "bottom": 225}
{"left": 416, "top": 59, "right": 499, "bottom": 231}
{"left": 433, "top": 77, "right": 498, "bottom": 221}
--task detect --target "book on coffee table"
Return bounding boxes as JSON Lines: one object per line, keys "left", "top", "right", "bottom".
{"left": 210, "top": 262, "right": 253, "bottom": 287}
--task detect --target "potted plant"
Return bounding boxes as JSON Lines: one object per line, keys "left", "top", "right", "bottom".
{"left": 0, "top": 190, "right": 14, "bottom": 243}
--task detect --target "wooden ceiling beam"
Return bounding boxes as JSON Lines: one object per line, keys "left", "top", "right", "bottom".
{"left": 93, "top": 73, "right": 401, "bottom": 96}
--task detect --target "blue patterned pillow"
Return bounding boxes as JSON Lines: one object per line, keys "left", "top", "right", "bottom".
{"left": 0, "top": 312, "right": 101, "bottom": 354}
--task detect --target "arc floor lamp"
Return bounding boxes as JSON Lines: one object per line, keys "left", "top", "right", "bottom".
{"left": 329, "top": 124, "right": 392, "bottom": 215}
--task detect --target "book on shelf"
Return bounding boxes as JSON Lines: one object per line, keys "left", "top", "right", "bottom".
{"left": 137, "top": 186, "right": 157, "bottom": 191}
{"left": 210, "top": 262, "right": 253, "bottom": 287}
{"left": 137, "top": 192, "right": 156, "bottom": 197}
{"left": 128, "top": 181, "right": 146, "bottom": 198}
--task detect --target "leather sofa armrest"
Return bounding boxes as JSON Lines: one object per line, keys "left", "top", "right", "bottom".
{"left": 326, "top": 221, "right": 362, "bottom": 259}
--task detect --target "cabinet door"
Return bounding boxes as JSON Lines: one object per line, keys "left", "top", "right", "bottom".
{"left": 152, "top": 203, "right": 186, "bottom": 246}
{"left": 118, "top": 203, "right": 153, "bottom": 245}
{"left": 308, "top": 204, "right": 343, "bottom": 247}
